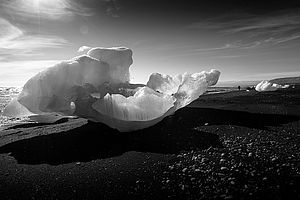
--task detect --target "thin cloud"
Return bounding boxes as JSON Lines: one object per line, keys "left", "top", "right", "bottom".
{"left": 177, "top": 10, "right": 300, "bottom": 60}
{"left": 236, "top": 35, "right": 300, "bottom": 49}
{"left": 159, "top": 32, "right": 300, "bottom": 59}
{"left": 193, "top": 44, "right": 237, "bottom": 52}
{"left": 0, "top": 18, "right": 69, "bottom": 60}
{"left": 0, "top": 0, "right": 93, "bottom": 20}
{"left": 162, "top": 34, "right": 300, "bottom": 59}
{"left": 208, "top": 54, "right": 248, "bottom": 59}
{"left": 225, "top": 15, "right": 300, "bottom": 35}
{"left": 241, "top": 71, "right": 300, "bottom": 80}
{"left": 273, "top": 35, "right": 300, "bottom": 44}
{"left": 188, "top": 10, "right": 300, "bottom": 50}
{"left": 0, "top": 18, "right": 23, "bottom": 42}
{"left": 103, "top": 0, "right": 121, "bottom": 18}
{"left": 188, "top": 12, "right": 300, "bottom": 35}
{"left": 197, "top": 35, "right": 300, "bottom": 51}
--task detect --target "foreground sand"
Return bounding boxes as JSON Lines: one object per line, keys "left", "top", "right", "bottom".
{"left": 0, "top": 87, "right": 299, "bottom": 199}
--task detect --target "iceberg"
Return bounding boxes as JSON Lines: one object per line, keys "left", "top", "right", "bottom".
{"left": 255, "top": 80, "right": 289, "bottom": 92}
{"left": 3, "top": 47, "right": 220, "bottom": 132}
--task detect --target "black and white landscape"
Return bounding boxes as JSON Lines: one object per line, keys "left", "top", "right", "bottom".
{"left": 0, "top": 0, "right": 300, "bottom": 199}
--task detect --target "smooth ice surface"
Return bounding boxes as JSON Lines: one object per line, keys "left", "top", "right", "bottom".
{"left": 3, "top": 98, "right": 33, "bottom": 117}
{"left": 92, "top": 86, "right": 176, "bottom": 121}
{"left": 255, "top": 80, "right": 289, "bottom": 92}
{"left": 3, "top": 47, "right": 220, "bottom": 131}
{"left": 87, "top": 47, "right": 133, "bottom": 83}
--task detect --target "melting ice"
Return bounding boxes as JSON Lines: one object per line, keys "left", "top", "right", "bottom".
{"left": 255, "top": 80, "right": 289, "bottom": 92}
{"left": 3, "top": 47, "right": 220, "bottom": 132}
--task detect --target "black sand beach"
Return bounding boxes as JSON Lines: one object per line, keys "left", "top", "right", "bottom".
{"left": 0, "top": 87, "right": 299, "bottom": 200}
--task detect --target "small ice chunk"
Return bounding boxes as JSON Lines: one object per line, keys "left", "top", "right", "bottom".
{"left": 255, "top": 80, "right": 289, "bottom": 92}
{"left": 91, "top": 93, "right": 101, "bottom": 98}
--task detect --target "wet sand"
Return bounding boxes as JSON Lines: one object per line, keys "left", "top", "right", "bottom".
{"left": 0, "top": 87, "right": 299, "bottom": 200}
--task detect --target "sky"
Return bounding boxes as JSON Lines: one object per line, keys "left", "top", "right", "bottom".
{"left": 0, "top": 0, "right": 300, "bottom": 86}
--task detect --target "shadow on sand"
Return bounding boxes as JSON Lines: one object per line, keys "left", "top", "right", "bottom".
{"left": 0, "top": 107, "right": 299, "bottom": 165}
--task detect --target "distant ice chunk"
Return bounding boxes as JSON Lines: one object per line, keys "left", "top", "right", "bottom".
{"left": 3, "top": 47, "right": 221, "bottom": 131}
{"left": 77, "top": 45, "right": 91, "bottom": 52}
{"left": 255, "top": 80, "right": 289, "bottom": 92}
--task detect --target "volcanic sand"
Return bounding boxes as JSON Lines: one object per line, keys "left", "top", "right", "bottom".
{"left": 0, "top": 87, "right": 299, "bottom": 200}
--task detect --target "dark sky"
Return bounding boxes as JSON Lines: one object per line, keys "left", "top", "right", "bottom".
{"left": 1, "top": 0, "right": 300, "bottom": 86}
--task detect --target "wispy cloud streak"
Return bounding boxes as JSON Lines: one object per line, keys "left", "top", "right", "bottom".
{"left": 0, "top": 0, "right": 93, "bottom": 20}
{"left": 188, "top": 11, "right": 300, "bottom": 50}
{"left": 0, "top": 18, "right": 69, "bottom": 61}
{"left": 241, "top": 70, "right": 300, "bottom": 80}
{"left": 189, "top": 12, "right": 300, "bottom": 35}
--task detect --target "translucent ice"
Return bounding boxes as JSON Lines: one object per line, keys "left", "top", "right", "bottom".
{"left": 92, "top": 86, "right": 176, "bottom": 121}
{"left": 255, "top": 80, "right": 289, "bottom": 92}
{"left": 87, "top": 47, "right": 133, "bottom": 83}
{"left": 3, "top": 47, "right": 220, "bottom": 131}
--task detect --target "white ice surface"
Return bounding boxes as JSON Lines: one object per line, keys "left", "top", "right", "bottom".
{"left": 3, "top": 47, "right": 220, "bottom": 131}
{"left": 255, "top": 80, "right": 289, "bottom": 92}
